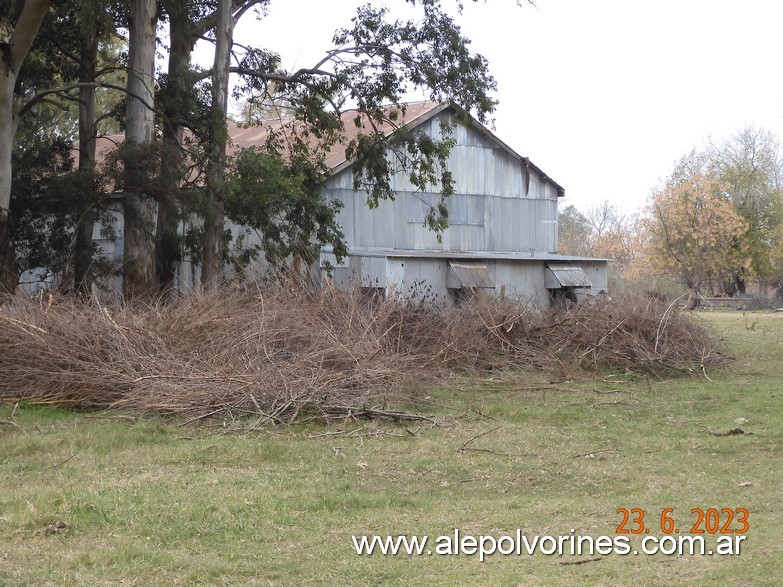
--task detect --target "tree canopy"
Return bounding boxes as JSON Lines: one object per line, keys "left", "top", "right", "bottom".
{"left": 635, "top": 174, "right": 748, "bottom": 307}
{"left": 1, "top": 0, "right": 503, "bottom": 297}
{"left": 629, "top": 131, "right": 783, "bottom": 304}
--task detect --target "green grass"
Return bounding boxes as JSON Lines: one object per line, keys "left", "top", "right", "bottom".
{"left": 1, "top": 311, "right": 782, "bottom": 586}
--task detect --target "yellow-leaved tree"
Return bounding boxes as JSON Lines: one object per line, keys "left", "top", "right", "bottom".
{"left": 634, "top": 174, "right": 749, "bottom": 308}
{"left": 558, "top": 201, "right": 637, "bottom": 286}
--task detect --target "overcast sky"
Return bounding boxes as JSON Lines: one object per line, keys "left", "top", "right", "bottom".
{"left": 195, "top": 0, "right": 783, "bottom": 214}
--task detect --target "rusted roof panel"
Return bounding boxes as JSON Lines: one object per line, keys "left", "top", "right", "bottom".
{"left": 226, "top": 101, "right": 444, "bottom": 172}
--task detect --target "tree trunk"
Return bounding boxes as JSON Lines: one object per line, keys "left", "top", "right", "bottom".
{"left": 201, "top": 0, "right": 233, "bottom": 289}
{"left": 123, "top": 0, "right": 158, "bottom": 300}
{"left": 0, "top": 221, "right": 17, "bottom": 295}
{"left": 156, "top": 1, "right": 195, "bottom": 295}
{"left": 0, "top": 75, "right": 16, "bottom": 294}
{"left": 73, "top": 2, "right": 99, "bottom": 296}
{"left": 735, "top": 271, "right": 746, "bottom": 296}
{"left": 0, "top": 0, "right": 53, "bottom": 295}
{"left": 685, "top": 282, "right": 702, "bottom": 310}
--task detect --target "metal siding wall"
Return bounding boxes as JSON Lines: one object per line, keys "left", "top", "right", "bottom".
{"left": 579, "top": 261, "right": 609, "bottom": 293}
{"left": 386, "top": 258, "right": 405, "bottom": 298}
{"left": 484, "top": 195, "right": 495, "bottom": 250}
{"left": 400, "top": 258, "right": 450, "bottom": 303}
{"left": 447, "top": 145, "right": 495, "bottom": 196}
{"left": 466, "top": 195, "right": 485, "bottom": 225}
{"left": 359, "top": 256, "right": 386, "bottom": 288}
{"left": 321, "top": 111, "right": 559, "bottom": 255}
{"left": 527, "top": 174, "right": 542, "bottom": 200}
{"left": 325, "top": 168, "right": 354, "bottom": 190}
{"left": 494, "top": 150, "right": 525, "bottom": 198}
{"left": 497, "top": 198, "right": 515, "bottom": 250}
{"left": 489, "top": 261, "right": 549, "bottom": 306}
{"left": 511, "top": 198, "right": 524, "bottom": 251}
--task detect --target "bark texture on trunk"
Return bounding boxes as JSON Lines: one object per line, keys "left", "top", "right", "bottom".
{"left": 73, "top": 2, "right": 99, "bottom": 296}
{"left": 0, "top": 0, "right": 53, "bottom": 295}
{"left": 685, "top": 282, "right": 702, "bottom": 311}
{"left": 156, "top": 2, "right": 194, "bottom": 295}
{"left": 201, "top": 0, "right": 233, "bottom": 289}
{"left": 123, "top": 0, "right": 158, "bottom": 300}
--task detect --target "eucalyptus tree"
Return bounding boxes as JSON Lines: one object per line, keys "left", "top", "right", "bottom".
{"left": 120, "top": 0, "right": 158, "bottom": 299}
{"left": 0, "top": 0, "right": 53, "bottom": 292}
{"left": 198, "top": 0, "right": 499, "bottom": 287}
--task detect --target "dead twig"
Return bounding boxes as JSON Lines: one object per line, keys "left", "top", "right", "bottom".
{"left": 558, "top": 557, "right": 603, "bottom": 566}
{"left": 44, "top": 453, "right": 78, "bottom": 470}
{"left": 306, "top": 425, "right": 368, "bottom": 438}
{"left": 708, "top": 428, "right": 748, "bottom": 437}
{"left": 83, "top": 415, "right": 137, "bottom": 423}
{"left": 458, "top": 425, "right": 502, "bottom": 453}
{"left": 572, "top": 448, "right": 619, "bottom": 458}
{"left": 0, "top": 288, "right": 723, "bottom": 424}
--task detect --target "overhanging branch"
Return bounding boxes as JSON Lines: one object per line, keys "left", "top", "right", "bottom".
{"left": 18, "top": 82, "right": 155, "bottom": 120}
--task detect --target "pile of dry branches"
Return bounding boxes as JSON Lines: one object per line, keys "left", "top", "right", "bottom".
{"left": 0, "top": 286, "right": 721, "bottom": 423}
{"left": 486, "top": 295, "right": 722, "bottom": 374}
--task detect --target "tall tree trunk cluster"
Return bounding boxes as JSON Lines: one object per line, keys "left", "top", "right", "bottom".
{"left": 2, "top": 0, "right": 499, "bottom": 299}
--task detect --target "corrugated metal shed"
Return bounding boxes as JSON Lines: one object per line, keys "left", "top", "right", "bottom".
{"left": 80, "top": 99, "right": 610, "bottom": 305}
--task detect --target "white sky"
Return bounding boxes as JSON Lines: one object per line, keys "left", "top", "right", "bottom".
{"left": 195, "top": 0, "right": 783, "bottom": 214}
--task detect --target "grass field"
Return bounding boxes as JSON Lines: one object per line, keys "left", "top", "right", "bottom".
{"left": 1, "top": 311, "right": 781, "bottom": 586}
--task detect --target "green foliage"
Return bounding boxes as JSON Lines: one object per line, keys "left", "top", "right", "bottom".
{"left": 6, "top": 0, "right": 500, "bottom": 291}
{"left": 10, "top": 134, "right": 75, "bottom": 276}
{"left": 708, "top": 128, "right": 783, "bottom": 287}
{"left": 157, "top": 66, "right": 211, "bottom": 136}
{"left": 10, "top": 127, "right": 118, "bottom": 284}
{"left": 331, "top": 1, "right": 496, "bottom": 122}
{"left": 226, "top": 145, "right": 347, "bottom": 266}
{"left": 3, "top": 0, "right": 126, "bottom": 292}
{"left": 635, "top": 135, "right": 783, "bottom": 296}
{"left": 557, "top": 204, "right": 591, "bottom": 256}
{"left": 231, "top": 0, "right": 496, "bottom": 244}
{"left": 637, "top": 174, "right": 749, "bottom": 297}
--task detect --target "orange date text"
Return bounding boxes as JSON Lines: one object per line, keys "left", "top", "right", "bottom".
{"left": 615, "top": 507, "right": 749, "bottom": 535}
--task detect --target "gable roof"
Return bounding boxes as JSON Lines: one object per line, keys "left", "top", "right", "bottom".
{"left": 226, "top": 100, "right": 564, "bottom": 197}
{"left": 83, "top": 100, "right": 564, "bottom": 197}
{"left": 227, "top": 101, "right": 445, "bottom": 173}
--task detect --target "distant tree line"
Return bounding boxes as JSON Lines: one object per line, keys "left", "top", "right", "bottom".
{"left": 559, "top": 128, "right": 783, "bottom": 307}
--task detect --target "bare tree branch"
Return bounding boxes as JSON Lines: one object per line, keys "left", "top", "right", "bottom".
{"left": 18, "top": 82, "right": 155, "bottom": 120}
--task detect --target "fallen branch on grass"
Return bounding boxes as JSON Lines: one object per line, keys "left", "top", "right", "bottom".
{"left": 44, "top": 453, "right": 78, "bottom": 470}
{"left": 458, "top": 425, "right": 503, "bottom": 453}
{"left": 708, "top": 428, "right": 749, "bottom": 437}
{"left": 571, "top": 448, "right": 619, "bottom": 458}
{"left": 558, "top": 557, "right": 603, "bottom": 566}
{"left": 83, "top": 415, "right": 137, "bottom": 423}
